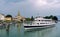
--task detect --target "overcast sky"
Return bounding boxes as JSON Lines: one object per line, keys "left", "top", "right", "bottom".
{"left": 0, "top": 0, "right": 60, "bottom": 17}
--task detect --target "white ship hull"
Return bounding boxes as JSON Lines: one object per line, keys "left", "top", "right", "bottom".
{"left": 24, "top": 16, "right": 56, "bottom": 30}
{"left": 24, "top": 23, "right": 56, "bottom": 30}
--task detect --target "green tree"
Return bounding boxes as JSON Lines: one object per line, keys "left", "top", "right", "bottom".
{"left": 25, "top": 18, "right": 31, "bottom": 21}
{"left": 5, "top": 14, "right": 12, "bottom": 18}
{"left": 52, "top": 16, "right": 58, "bottom": 21}
{"left": 31, "top": 16, "right": 34, "bottom": 21}
{"left": 44, "top": 15, "right": 58, "bottom": 21}
{"left": 49, "top": 15, "right": 53, "bottom": 19}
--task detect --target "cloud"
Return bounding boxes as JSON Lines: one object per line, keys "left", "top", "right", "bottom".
{"left": 0, "top": 0, "right": 60, "bottom": 17}
{"left": 27, "top": 0, "right": 60, "bottom": 8}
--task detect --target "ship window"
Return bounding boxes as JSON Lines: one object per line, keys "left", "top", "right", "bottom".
{"left": 37, "top": 23, "right": 39, "bottom": 24}
{"left": 35, "top": 20, "right": 38, "bottom": 21}
{"left": 39, "top": 20, "right": 40, "bottom": 21}
{"left": 40, "top": 23, "right": 45, "bottom": 24}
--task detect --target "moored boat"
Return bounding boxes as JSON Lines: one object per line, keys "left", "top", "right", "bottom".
{"left": 24, "top": 16, "right": 56, "bottom": 29}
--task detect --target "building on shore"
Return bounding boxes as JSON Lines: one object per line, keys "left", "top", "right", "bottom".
{"left": 13, "top": 11, "right": 25, "bottom": 22}
{"left": 0, "top": 14, "right": 5, "bottom": 21}
{"left": 5, "top": 15, "right": 12, "bottom": 21}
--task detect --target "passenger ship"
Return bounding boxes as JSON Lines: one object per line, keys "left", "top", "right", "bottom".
{"left": 24, "top": 16, "right": 56, "bottom": 29}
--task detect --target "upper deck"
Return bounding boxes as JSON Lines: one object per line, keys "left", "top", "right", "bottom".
{"left": 34, "top": 16, "right": 52, "bottom": 22}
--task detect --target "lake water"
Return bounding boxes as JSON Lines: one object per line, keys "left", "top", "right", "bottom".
{"left": 0, "top": 22, "right": 60, "bottom": 37}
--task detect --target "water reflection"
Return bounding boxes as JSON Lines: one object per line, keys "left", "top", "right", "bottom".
{"left": 16, "top": 23, "right": 24, "bottom": 37}
{"left": 17, "top": 23, "right": 21, "bottom": 31}
{"left": 6, "top": 24, "right": 10, "bottom": 37}
{"left": 24, "top": 27, "right": 56, "bottom": 37}
{"left": 0, "top": 23, "right": 24, "bottom": 37}
{"left": 0, "top": 22, "right": 57, "bottom": 37}
{"left": 17, "top": 23, "right": 21, "bottom": 37}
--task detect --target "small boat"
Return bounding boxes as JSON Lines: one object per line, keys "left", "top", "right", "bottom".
{"left": 24, "top": 16, "right": 56, "bottom": 30}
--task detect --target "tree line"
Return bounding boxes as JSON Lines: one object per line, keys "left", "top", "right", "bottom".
{"left": 6, "top": 15, "right": 58, "bottom": 22}
{"left": 44, "top": 15, "right": 58, "bottom": 21}
{"left": 25, "top": 15, "right": 58, "bottom": 21}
